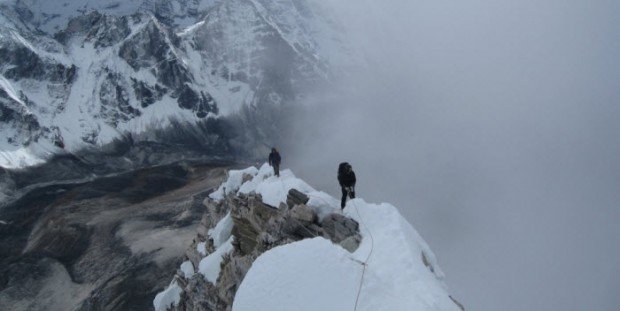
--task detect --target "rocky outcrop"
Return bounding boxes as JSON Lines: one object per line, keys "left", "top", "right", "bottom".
{"left": 54, "top": 11, "right": 132, "bottom": 47}
{"left": 171, "top": 188, "right": 362, "bottom": 311}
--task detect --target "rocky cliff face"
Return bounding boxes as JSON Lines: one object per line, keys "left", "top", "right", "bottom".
{"left": 168, "top": 188, "right": 361, "bottom": 311}
{"left": 0, "top": 0, "right": 351, "bottom": 169}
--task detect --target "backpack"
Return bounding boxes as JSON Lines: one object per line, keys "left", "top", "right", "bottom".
{"left": 338, "top": 162, "right": 352, "bottom": 175}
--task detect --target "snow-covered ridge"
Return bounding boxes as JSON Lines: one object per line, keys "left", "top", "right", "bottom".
{"left": 155, "top": 164, "right": 463, "bottom": 311}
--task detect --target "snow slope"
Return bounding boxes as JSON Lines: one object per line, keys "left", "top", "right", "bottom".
{"left": 159, "top": 164, "right": 461, "bottom": 310}
{"left": 233, "top": 199, "right": 460, "bottom": 311}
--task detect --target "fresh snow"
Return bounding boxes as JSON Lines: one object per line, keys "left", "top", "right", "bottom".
{"left": 196, "top": 242, "right": 207, "bottom": 256}
{"left": 0, "top": 141, "right": 56, "bottom": 169}
{"left": 235, "top": 237, "right": 361, "bottom": 311}
{"left": 237, "top": 163, "right": 316, "bottom": 207}
{"left": 180, "top": 261, "right": 195, "bottom": 279}
{"left": 209, "top": 166, "right": 259, "bottom": 201}
{"left": 0, "top": 76, "right": 30, "bottom": 111}
{"left": 176, "top": 20, "right": 205, "bottom": 36}
{"left": 198, "top": 236, "right": 234, "bottom": 284}
{"left": 153, "top": 280, "right": 182, "bottom": 311}
{"left": 216, "top": 163, "right": 340, "bottom": 219}
{"left": 208, "top": 212, "right": 233, "bottom": 249}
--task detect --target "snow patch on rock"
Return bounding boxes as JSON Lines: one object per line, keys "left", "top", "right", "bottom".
{"left": 153, "top": 280, "right": 182, "bottom": 311}
{"left": 217, "top": 163, "right": 337, "bottom": 217}
{"left": 209, "top": 166, "right": 259, "bottom": 201}
{"left": 180, "top": 261, "right": 195, "bottom": 279}
{"left": 198, "top": 236, "right": 234, "bottom": 284}
{"left": 196, "top": 242, "right": 207, "bottom": 256}
{"left": 208, "top": 211, "right": 233, "bottom": 249}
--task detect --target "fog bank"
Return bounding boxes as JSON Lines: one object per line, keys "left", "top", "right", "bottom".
{"left": 284, "top": 1, "right": 620, "bottom": 310}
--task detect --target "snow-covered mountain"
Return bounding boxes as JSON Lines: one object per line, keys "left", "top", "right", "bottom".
{"left": 154, "top": 164, "right": 464, "bottom": 311}
{"left": 0, "top": 0, "right": 351, "bottom": 168}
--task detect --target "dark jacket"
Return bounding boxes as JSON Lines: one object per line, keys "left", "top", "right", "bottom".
{"left": 338, "top": 162, "right": 356, "bottom": 187}
{"left": 269, "top": 150, "right": 281, "bottom": 166}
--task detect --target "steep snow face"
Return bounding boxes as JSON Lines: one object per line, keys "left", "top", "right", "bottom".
{"left": 0, "top": 0, "right": 348, "bottom": 168}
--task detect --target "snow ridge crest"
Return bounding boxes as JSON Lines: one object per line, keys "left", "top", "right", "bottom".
{"left": 155, "top": 164, "right": 464, "bottom": 311}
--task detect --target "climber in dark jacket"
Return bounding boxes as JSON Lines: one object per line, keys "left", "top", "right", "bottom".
{"left": 268, "top": 148, "right": 281, "bottom": 177}
{"left": 338, "top": 162, "right": 356, "bottom": 209}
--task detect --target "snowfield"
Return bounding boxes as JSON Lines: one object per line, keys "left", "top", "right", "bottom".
{"left": 155, "top": 164, "right": 460, "bottom": 311}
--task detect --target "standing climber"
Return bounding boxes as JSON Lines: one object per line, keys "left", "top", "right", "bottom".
{"left": 338, "top": 162, "right": 356, "bottom": 209}
{"left": 268, "top": 148, "right": 281, "bottom": 177}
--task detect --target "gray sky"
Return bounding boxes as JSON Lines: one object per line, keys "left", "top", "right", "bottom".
{"left": 286, "top": 0, "right": 620, "bottom": 310}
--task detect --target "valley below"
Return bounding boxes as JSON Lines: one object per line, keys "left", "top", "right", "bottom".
{"left": 0, "top": 160, "right": 235, "bottom": 310}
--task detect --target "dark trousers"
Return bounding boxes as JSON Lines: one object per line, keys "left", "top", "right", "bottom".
{"left": 341, "top": 186, "right": 355, "bottom": 209}
{"left": 273, "top": 164, "right": 280, "bottom": 177}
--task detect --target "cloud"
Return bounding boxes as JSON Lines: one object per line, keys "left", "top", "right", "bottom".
{"left": 285, "top": 0, "right": 620, "bottom": 310}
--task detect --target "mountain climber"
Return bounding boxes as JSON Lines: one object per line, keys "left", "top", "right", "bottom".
{"left": 338, "top": 162, "right": 356, "bottom": 209}
{"left": 268, "top": 148, "right": 281, "bottom": 177}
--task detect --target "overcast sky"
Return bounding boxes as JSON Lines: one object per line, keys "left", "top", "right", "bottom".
{"left": 286, "top": 1, "right": 620, "bottom": 310}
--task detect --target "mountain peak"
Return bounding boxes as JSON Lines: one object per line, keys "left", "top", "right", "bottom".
{"left": 0, "top": 0, "right": 350, "bottom": 169}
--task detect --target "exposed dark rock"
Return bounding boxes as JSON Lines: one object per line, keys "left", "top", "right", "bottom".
{"left": 421, "top": 251, "right": 435, "bottom": 273}
{"left": 289, "top": 204, "right": 316, "bottom": 224}
{"left": 0, "top": 89, "right": 42, "bottom": 146}
{"left": 99, "top": 71, "right": 142, "bottom": 127}
{"left": 176, "top": 84, "right": 218, "bottom": 118}
{"left": 55, "top": 12, "right": 132, "bottom": 48}
{"left": 241, "top": 173, "right": 254, "bottom": 184}
{"left": 321, "top": 213, "right": 360, "bottom": 244}
{"left": 450, "top": 295, "right": 466, "bottom": 311}
{"left": 118, "top": 18, "right": 192, "bottom": 91}
{"left": 131, "top": 78, "right": 167, "bottom": 108}
{"left": 0, "top": 45, "right": 76, "bottom": 83}
{"left": 286, "top": 188, "right": 309, "bottom": 208}
{"left": 230, "top": 193, "right": 279, "bottom": 255}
